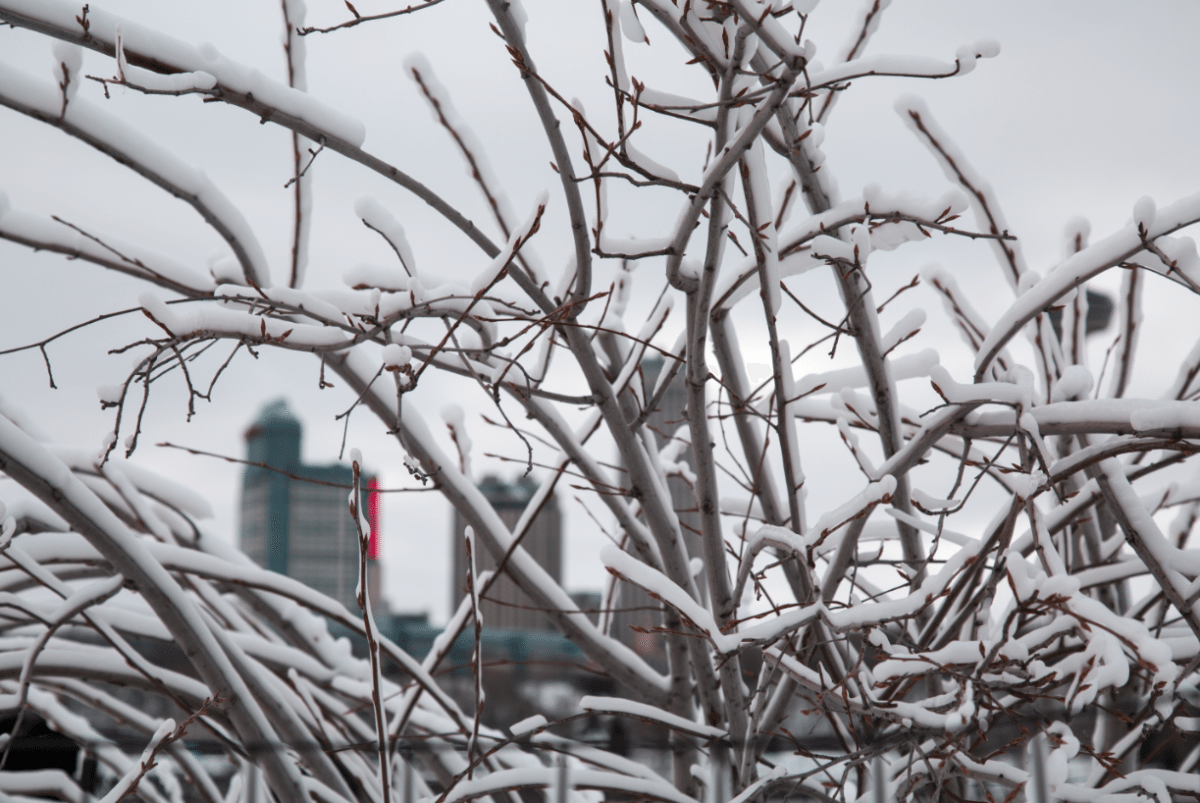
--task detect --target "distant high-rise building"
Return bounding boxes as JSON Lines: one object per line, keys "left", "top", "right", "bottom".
{"left": 451, "top": 475, "right": 561, "bottom": 632}
{"left": 609, "top": 357, "right": 697, "bottom": 671}
{"left": 239, "top": 400, "right": 380, "bottom": 613}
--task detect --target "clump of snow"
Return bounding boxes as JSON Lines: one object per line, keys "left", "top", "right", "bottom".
{"left": 811, "top": 234, "right": 855, "bottom": 263}
{"left": 116, "top": 25, "right": 216, "bottom": 93}
{"left": 625, "top": 143, "right": 678, "bottom": 182}
{"left": 1133, "top": 195, "right": 1156, "bottom": 234}
{"left": 1130, "top": 404, "right": 1200, "bottom": 432}
{"left": 343, "top": 263, "right": 412, "bottom": 292}
{"left": 470, "top": 192, "right": 547, "bottom": 295}
{"left": 1149, "top": 235, "right": 1200, "bottom": 284}
{"left": 880, "top": 308, "right": 924, "bottom": 354}
{"left": 382, "top": 344, "right": 413, "bottom": 370}
{"left": 209, "top": 256, "right": 243, "bottom": 284}
{"left": 974, "top": 39, "right": 1000, "bottom": 58}
{"left": 355, "top": 197, "right": 418, "bottom": 278}
{"left": 96, "top": 384, "right": 124, "bottom": 406}
{"left": 911, "top": 489, "right": 958, "bottom": 512}
{"left": 98, "top": 431, "right": 117, "bottom": 461}
{"left": 442, "top": 404, "right": 472, "bottom": 480}
{"left": 848, "top": 222, "right": 871, "bottom": 264}
{"left": 51, "top": 40, "right": 83, "bottom": 100}
{"left": 510, "top": 714, "right": 547, "bottom": 736}
{"left": 619, "top": 1, "right": 648, "bottom": 44}
{"left": 1050, "top": 365, "right": 1092, "bottom": 402}
{"left": 1062, "top": 215, "right": 1091, "bottom": 257}
{"left": 954, "top": 39, "right": 1000, "bottom": 74}
{"left": 929, "top": 364, "right": 1032, "bottom": 408}
{"left": 1007, "top": 470, "right": 1044, "bottom": 500}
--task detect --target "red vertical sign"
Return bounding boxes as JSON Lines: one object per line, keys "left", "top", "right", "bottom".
{"left": 367, "top": 477, "right": 380, "bottom": 560}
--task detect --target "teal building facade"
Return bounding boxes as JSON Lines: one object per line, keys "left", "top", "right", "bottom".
{"left": 239, "top": 400, "right": 379, "bottom": 613}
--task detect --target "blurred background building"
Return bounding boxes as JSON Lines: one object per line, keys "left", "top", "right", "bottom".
{"left": 236, "top": 401, "right": 599, "bottom": 731}
{"left": 450, "top": 474, "right": 563, "bottom": 631}
{"left": 606, "top": 356, "right": 696, "bottom": 672}
{"left": 239, "top": 399, "right": 381, "bottom": 613}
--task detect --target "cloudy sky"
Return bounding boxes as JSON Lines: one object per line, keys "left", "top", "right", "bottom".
{"left": 1, "top": 0, "right": 1198, "bottom": 623}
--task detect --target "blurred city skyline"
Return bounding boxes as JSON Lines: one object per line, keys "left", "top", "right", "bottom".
{"left": 1, "top": 0, "right": 1197, "bottom": 623}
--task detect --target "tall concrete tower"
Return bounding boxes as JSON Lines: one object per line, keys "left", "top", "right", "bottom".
{"left": 608, "top": 357, "right": 698, "bottom": 671}
{"left": 451, "top": 476, "right": 562, "bottom": 632}
{"left": 240, "top": 400, "right": 381, "bottom": 613}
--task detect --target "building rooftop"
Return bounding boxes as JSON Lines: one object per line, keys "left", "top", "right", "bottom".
{"left": 476, "top": 474, "right": 544, "bottom": 509}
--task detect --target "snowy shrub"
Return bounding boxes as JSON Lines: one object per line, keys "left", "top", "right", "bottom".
{"left": 1, "top": 1, "right": 1199, "bottom": 802}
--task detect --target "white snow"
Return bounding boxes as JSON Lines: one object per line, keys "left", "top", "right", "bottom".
{"left": 807, "top": 41, "right": 998, "bottom": 90}
{"left": 745, "top": 141, "right": 781, "bottom": 316}
{"left": 382, "top": 344, "right": 413, "bottom": 369}
{"left": 50, "top": 40, "right": 82, "bottom": 101}
{"left": 354, "top": 197, "right": 419, "bottom": 279}
{"left": 1133, "top": 195, "right": 1157, "bottom": 233}
{"left": 579, "top": 696, "right": 725, "bottom": 739}
{"left": 471, "top": 192, "right": 548, "bottom": 295}
{"left": 0, "top": 192, "right": 214, "bottom": 293}
{"left": 115, "top": 25, "right": 216, "bottom": 94}
{"left": 618, "top": 1, "right": 648, "bottom": 44}
{"left": 896, "top": 95, "right": 1026, "bottom": 290}
{"left": 880, "top": 308, "right": 925, "bottom": 355}
{"left": 1050, "top": 365, "right": 1093, "bottom": 402}
{"left": 625, "top": 143, "right": 679, "bottom": 182}
{"left": 976, "top": 188, "right": 1200, "bottom": 374}
{"left": 139, "top": 292, "right": 350, "bottom": 348}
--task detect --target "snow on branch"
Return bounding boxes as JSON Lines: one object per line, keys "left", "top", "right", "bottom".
{"left": 3, "top": 3, "right": 1200, "bottom": 800}
{"left": 0, "top": 62, "right": 271, "bottom": 287}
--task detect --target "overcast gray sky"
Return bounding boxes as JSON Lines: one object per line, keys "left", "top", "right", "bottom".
{"left": 1, "top": 0, "right": 1198, "bottom": 623}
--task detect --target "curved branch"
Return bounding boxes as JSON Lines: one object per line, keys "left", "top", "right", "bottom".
{"left": 0, "top": 63, "right": 271, "bottom": 287}
{"left": 0, "top": 0, "right": 504, "bottom": 263}
{"left": 484, "top": 0, "right": 593, "bottom": 316}
{"left": 0, "top": 415, "right": 313, "bottom": 801}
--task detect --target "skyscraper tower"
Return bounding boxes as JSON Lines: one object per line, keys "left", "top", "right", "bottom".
{"left": 240, "top": 400, "right": 381, "bottom": 613}
{"left": 608, "top": 357, "right": 698, "bottom": 670}
{"left": 451, "top": 476, "right": 562, "bottom": 632}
